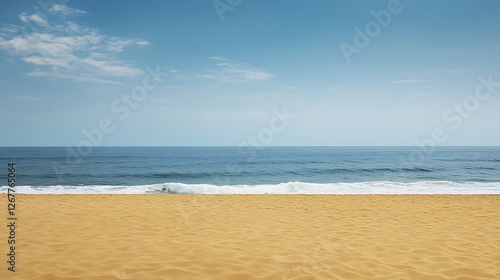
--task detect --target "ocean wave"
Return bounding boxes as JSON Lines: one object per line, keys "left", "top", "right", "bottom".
{"left": 321, "top": 167, "right": 434, "bottom": 174}
{"left": 1, "top": 181, "right": 499, "bottom": 195}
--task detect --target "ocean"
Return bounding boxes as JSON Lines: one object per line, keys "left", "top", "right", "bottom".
{"left": 1, "top": 146, "right": 499, "bottom": 194}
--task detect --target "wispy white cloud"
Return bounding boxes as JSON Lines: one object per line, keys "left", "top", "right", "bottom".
{"left": 152, "top": 97, "right": 171, "bottom": 103}
{"left": 27, "top": 70, "right": 123, "bottom": 85}
{"left": 49, "top": 5, "right": 86, "bottom": 16}
{"left": 202, "top": 110, "right": 268, "bottom": 120}
{"left": 0, "top": 4, "right": 149, "bottom": 84}
{"left": 106, "top": 37, "right": 150, "bottom": 53}
{"left": 401, "top": 69, "right": 469, "bottom": 76}
{"left": 210, "top": 56, "right": 229, "bottom": 61}
{"left": 11, "top": 94, "right": 44, "bottom": 102}
{"left": 23, "top": 56, "right": 70, "bottom": 68}
{"left": 198, "top": 57, "right": 274, "bottom": 82}
{"left": 142, "top": 57, "right": 272, "bottom": 84}
{"left": 411, "top": 92, "right": 431, "bottom": 97}
{"left": 80, "top": 58, "right": 144, "bottom": 76}
{"left": 19, "top": 13, "right": 47, "bottom": 26}
{"left": 441, "top": 69, "right": 469, "bottom": 74}
{"left": 0, "top": 24, "right": 19, "bottom": 36}
{"left": 392, "top": 79, "right": 436, "bottom": 84}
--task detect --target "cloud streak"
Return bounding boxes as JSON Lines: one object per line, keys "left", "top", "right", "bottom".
{"left": 197, "top": 56, "right": 274, "bottom": 82}
{"left": 19, "top": 13, "right": 47, "bottom": 26}
{"left": 49, "top": 5, "right": 86, "bottom": 16}
{"left": 392, "top": 79, "right": 436, "bottom": 84}
{"left": 11, "top": 94, "right": 44, "bottom": 102}
{"left": 411, "top": 92, "right": 431, "bottom": 97}
{"left": 0, "top": 4, "right": 149, "bottom": 84}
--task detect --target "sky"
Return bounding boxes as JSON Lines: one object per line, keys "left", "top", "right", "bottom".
{"left": 0, "top": 0, "right": 499, "bottom": 146}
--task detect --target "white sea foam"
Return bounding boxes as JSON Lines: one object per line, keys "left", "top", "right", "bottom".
{"left": 1, "top": 181, "right": 500, "bottom": 194}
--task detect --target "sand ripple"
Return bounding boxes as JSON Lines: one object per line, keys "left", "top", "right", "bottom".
{"left": 1, "top": 194, "right": 499, "bottom": 279}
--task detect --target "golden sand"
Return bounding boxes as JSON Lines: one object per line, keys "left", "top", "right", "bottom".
{"left": 1, "top": 194, "right": 499, "bottom": 279}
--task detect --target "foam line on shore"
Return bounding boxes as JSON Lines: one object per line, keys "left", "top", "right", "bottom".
{"left": 1, "top": 181, "right": 500, "bottom": 194}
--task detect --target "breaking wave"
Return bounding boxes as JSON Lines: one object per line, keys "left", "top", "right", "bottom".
{"left": 2, "top": 181, "right": 499, "bottom": 194}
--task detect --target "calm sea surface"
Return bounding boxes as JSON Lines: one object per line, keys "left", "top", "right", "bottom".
{"left": 1, "top": 147, "right": 499, "bottom": 194}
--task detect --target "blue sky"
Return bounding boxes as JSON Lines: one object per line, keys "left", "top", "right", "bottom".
{"left": 0, "top": 0, "right": 499, "bottom": 146}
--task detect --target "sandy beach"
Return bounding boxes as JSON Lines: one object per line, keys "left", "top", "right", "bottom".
{"left": 1, "top": 194, "right": 499, "bottom": 279}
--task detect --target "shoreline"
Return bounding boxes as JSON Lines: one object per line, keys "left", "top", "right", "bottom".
{"left": 3, "top": 180, "right": 500, "bottom": 195}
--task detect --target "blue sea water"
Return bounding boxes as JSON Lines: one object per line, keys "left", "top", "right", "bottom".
{"left": 0, "top": 146, "right": 499, "bottom": 194}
